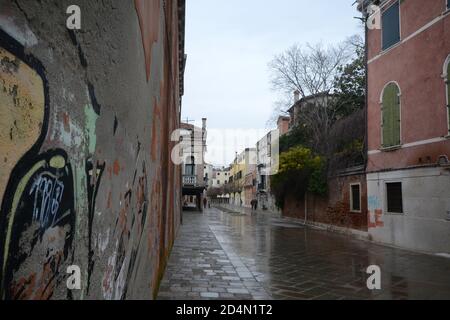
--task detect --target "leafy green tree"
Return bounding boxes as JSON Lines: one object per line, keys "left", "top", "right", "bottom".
{"left": 271, "top": 146, "right": 326, "bottom": 209}
{"left": 332, "top": 38, "right": 366, "bottom": 118}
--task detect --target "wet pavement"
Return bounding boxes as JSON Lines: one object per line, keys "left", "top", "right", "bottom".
{"left": 157, "top": 207, "right": 450, "bottom": 300}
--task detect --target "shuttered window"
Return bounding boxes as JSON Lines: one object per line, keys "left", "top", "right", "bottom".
{"left": 386, "top": 182, "right": 403, "bottom": 213}
{"left": 382, "top": 83, "right": 401, "bottom": 148}
{"left": 382, "top": 1, "right": 400, "bottom": 50}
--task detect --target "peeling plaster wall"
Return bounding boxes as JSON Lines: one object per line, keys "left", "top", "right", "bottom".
{"left": 0, "top": 0, "right": 182, "bottom": 299}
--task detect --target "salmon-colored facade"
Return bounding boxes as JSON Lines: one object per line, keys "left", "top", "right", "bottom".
{"left": 367, "top": 0, "right": 450, "bottom": 170}
{"left": 362, "top": 0, "right": 450, "bottom": 253}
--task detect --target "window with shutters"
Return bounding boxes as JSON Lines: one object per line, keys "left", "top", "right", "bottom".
{"left": 382, "top": 1, "right": 400, "bottom": 50}
{"left": 350, "top": 183, "right": 361, "bottom": 213}
{"left": 381, "top": 82, "right": 401, "bottom": 148}
{"left": 386, "top": 182, "right": 403, "bottom": 213}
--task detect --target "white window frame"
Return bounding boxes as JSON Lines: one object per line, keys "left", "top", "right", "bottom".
{"left": 380, "top": 81, "right": 402, "bottom": 150}
{"left": 385, "top": 181, "right": 404, "bottom": 215}
{"left": 349, "top": 183, "right": 362, "bottom": 213}
{"left": 443, "top": 55, "right": 450, "bottom": 136}
{"left": 381, "top": 0, "right": 402, "bottom": 53}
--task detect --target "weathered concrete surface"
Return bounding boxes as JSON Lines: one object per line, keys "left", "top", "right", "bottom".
{"left": 0, "top": 0, "right": 184, "bottom": 299}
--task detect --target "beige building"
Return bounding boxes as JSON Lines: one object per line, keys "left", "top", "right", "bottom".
{"left": 211, "top": 167, "right": 230, "bottom": 188}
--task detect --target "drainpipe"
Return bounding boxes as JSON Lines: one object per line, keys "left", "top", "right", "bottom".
{"left": 363, "top": 4, "right": 369, "bottom": 172}
{"left": 304, "top": 192, "right": 308, "bottom": 225}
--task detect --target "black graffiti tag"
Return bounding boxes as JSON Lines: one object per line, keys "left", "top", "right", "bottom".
{"left": 29, "top": 172, "right": 65, "bottom": 230}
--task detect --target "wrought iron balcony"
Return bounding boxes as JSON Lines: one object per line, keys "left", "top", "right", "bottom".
{"left": 183, "top": 175, "right": 197, "bottom": 186}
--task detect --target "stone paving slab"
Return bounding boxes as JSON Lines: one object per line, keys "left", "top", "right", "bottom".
{"left": 157, "top": 208, "right": 450, "bottom": 300}
{"left": 157, "top": 212, "right": 271, "bottom": 300}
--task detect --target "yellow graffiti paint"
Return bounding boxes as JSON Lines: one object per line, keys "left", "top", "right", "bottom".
{"left": 49, "top": 155, "right": 66, "bottom": 169}
{"left": 1, "top": 160, "right": 45, "bottom": 293}
{"left": 0, "top": 47, "right": 45, "bottom": 203}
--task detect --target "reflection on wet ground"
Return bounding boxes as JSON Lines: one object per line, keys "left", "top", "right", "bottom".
{"left": 157, "top": 207, "right": 450, "bottom": 300}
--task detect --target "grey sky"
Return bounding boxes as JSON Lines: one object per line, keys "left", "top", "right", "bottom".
{"left": 182, "top": 0, "right": 363, "bottom": 166}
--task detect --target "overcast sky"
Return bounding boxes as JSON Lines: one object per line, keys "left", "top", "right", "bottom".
{"left": 181, "top": 0, "right": 363, "bottom": 167}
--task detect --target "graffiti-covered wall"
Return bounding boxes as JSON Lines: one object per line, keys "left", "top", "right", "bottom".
{"left": 0, "top": 0, "right": 184, "bottom": 299}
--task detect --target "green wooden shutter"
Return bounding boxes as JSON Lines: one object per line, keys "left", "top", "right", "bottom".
{"left": 382, "top": 83, "right": 400, "bottom": 147}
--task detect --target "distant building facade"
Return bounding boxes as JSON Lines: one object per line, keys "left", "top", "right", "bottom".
{"left": 229, "top": 148, "right": 257, "bottom": 207}
{"left": 256, "top": 117, "right": 286, "bottom": 212}
{"left": 180, "top": 119, "right": 207, "bottom": 210}
{"left": 203, "top": 163, "right": 214, "bottom": 188}
{"left": 244, "top": 169, "right": 257, "bottom": 208}
{"left": 212, "top": 167, "right": 230, "bottom": 188}
{"left": 287, "top": 91, "right": 333, "bottom": 130}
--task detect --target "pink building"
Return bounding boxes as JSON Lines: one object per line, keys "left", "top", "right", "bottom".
{"left": 360, "top": 0, "right": 450, "bottom": 253}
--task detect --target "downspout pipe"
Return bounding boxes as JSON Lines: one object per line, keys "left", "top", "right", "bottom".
{"left": 363, "top": 3, "right": 369, "bottom": 172}
{"left": 304, "top": 192, "right": 308, "bottom": 225}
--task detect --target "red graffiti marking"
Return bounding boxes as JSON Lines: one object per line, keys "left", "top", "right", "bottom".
{"left": 368, "top": 209, "right": 384, "bottom": 229}
{"left": 63, "top": 112, "right": 70, "bottom": 133}
{"left": 113, "top": 160, "right": 120, "bottom": 176}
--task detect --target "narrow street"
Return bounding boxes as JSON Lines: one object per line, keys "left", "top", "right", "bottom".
{"left": 158, "top": 207, "right": 450, "bottom": 300}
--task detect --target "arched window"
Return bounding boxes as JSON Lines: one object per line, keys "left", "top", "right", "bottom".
{"left": 381, "top": 82, "right": 401, "bottom": 148}
{"left": 445, "top": 55, "right": 450, "bottom": 134}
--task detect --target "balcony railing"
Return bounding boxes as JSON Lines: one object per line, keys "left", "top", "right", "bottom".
{"left": 183, "top": 175, "right": 197, "bottom": 186}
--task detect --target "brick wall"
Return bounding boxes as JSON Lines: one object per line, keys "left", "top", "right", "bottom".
{"left": 282, "top": 174, "right": 368, "bottom": 231}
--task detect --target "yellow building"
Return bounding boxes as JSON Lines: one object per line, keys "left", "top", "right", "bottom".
{"left": 229, "top": 148, "right": 256, "bottom": 207}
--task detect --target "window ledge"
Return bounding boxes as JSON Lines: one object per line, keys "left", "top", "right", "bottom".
{"left": 380, "top": 145, "right": 402, "bottom": 152}
{"left": 380, "top": 40, "right": 402, "bottom": 56}
{"left": 349, "top": 210, "right": 362, "bottom": 214}
{"left": 385, "top": 212, "right": 405, "bottom": 216}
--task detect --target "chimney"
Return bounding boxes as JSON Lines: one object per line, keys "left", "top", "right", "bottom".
{"left": 202, "top": 118, "right": 207, "bottom": 130}
{"left": 201, "top": 118, "right": 207, "bottom": 150}
{"left": 277, "top": 116, "right": 290, "bottom": 136}
{"left": 293, "top": 90, "right": 300, "bottom": 103}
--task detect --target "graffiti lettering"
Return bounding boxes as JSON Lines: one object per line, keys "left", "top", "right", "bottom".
{"left": 30, "top": 173, "right": 65, "bottom": 230}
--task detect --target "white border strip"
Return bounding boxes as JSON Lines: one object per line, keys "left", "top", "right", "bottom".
{"left": 368, "top": 137, "right": 448, "bottom": 155}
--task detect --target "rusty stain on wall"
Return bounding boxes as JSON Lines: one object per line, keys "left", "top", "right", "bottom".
{"left": 134, "top": 0, "right": 161, "bottom": 81}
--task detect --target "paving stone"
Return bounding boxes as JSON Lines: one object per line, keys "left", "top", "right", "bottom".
{"left": 200, "top": 292, "right": 220, "bottom": 298}
{"left": 157, "top": 208, "right": 450, "bottom": 301}
{"left": 227, "top": 288, "right": 250, "bottom": 294}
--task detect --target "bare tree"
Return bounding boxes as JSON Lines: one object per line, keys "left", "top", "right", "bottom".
{"left": 269, "top": 42, "right": 351, "bottom": 103}
{"left": 267, "top": 37, "right": 363, "bottom": 154}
